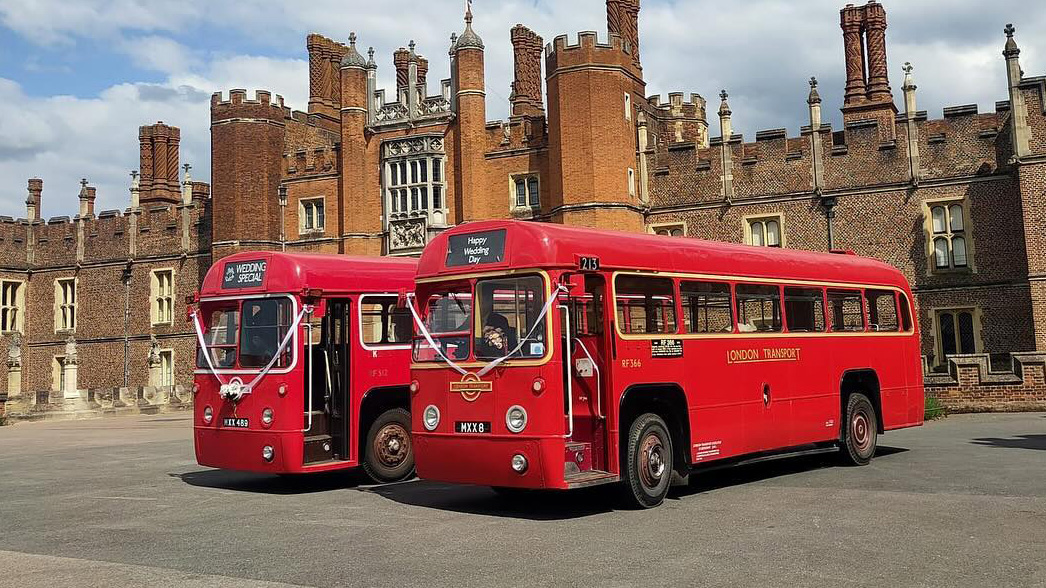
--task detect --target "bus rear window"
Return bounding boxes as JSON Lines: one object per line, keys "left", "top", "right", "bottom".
{"left": 615, "top": 276, "right": 677, "bottom": 334}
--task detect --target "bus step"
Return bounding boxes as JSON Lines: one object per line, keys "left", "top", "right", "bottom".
{"left": 564, "top": 469, "right": 619, "bottom": 489}
{"left": 303, "top": 434, "right": 334, "bottom": 464}
{"left": 564, "top": 442, "right": 593, "bottom": 476}
{"left": 304, "top": 411, "right": 329, "bottom": 436}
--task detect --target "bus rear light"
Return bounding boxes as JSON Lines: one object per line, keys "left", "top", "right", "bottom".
{"left": 203, "top": 406, "right": 213, "bottom": 424}
{"left": 192, "top": 383, "right": 200, "bottom": 396}
{"left": 506, "top": 405, "right": 528, "bottom": 433}
{"left": 532, "top": 378, "right": 545, "bottom": 394}
{"left": 278, "top": 384, "right": 287, "bottom": 397}
{"left": 262, "top": 445, "right": 275, "bottom": 462}
{"left": 261, "top": 408, "right": 274, "bottom": 427}
{"left": 423, "top": 405, "right": 440, "bottom": 431}
{"left": 511, "top": 454, "right": 528, "bottom": 474}
{"left": 409, "top": 380, "right": 420, "bottom": 394}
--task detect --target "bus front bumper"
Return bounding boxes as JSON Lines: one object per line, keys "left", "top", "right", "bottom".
{"left": 194, "top": 427, "right": 299, "bottom": 474}
{"left": 413, "top": 432, "right": 566, "bottom": 489}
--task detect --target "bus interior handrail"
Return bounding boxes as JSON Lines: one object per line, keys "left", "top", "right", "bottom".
{"left": 559, "top": 305, "right": 574, "bottom": 439}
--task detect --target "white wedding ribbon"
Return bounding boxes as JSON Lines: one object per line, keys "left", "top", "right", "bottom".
{"left": 407, "top": 285, "right": 566, "bottom": 379}
{"left": 190, "top": 304, "right": 310, "bottom": 400}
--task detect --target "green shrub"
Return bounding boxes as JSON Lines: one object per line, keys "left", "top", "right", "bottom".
{"left": 924, "top": 395, "right": 947, "bottom": 420}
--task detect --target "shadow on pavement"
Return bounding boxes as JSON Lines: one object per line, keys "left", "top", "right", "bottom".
{"left": 366, "top": 446, "right": 910, "bottom": 519}
{"left": 171, "top": 468, "right": 366, "bottom": 494}
{"left": 971, "top": 434, "right": 1046, "bottom": 451}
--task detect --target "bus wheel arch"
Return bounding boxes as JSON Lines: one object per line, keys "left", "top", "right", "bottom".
{"left": 839, "top": 369, "right": 883, "bottom": 435}
{"left": 618, "top": 384, "right": 691, "bottom": 476}
{"left": 359, "top": 386, "right": 414, "bottom": 483}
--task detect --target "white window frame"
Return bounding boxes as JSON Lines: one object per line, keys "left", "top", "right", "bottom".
{"left": 385, "top": 155, "right": 446, "bottom": 215}
{"left": 159, "top": 349, "right": 174, "bottom": 387}
{"left": 624, "top": 92, "right": 632, "bottom": 121}
{"left": 150, "top": 268, "right": 175, "bottom": 326}
{"left": 1, "top": 279, "right": 25, "bottom": 333}
{"left": 923, "top": 198, "right": 974, "bottom": 273}
{"left": 744, "top": 214, "right": 785, "bottom": 248}
{"left": 358, "top": 294, "right": 413, "bottom": 351}
{"left": 299, "top": 196, "right": 326, "bottom": 234}
{"left": 54, "top": 277, "right": 77, "bottom": 333}
{"left": 649, "top": 222, "right": 687, "bottom": 238}
{"left": 509, "top": 173, "right": 541, "bottom": 212}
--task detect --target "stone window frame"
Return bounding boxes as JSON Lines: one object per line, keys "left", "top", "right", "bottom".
{"left": 54, "top": 277, "right": 77, "bottom": 334}
{"left": 648, "top": 222, "right": 687, "bottom": 237}
{"left": 52, "top": 354, "right": 66, "bottom": 393}
{"left": 1, "top": 278, "right": 26, "bottom": 334}
{"left": 384, "top": 155, "right": 446, "bottom": 216}
{"left": 928, "top": 305, "right": 983, "bottom": 369}
{"left": 159, "top": 348, "right": 174, "bottom": 388}
{"left": 922, "top": 196, "right": 976, "bottom": 275}
{"left": 150, "top": 268, "right": 175, "bottom": 326}
{"left": 743, "top": 213, "right": 786, "bottom": 248}
{"left": 624, "top": 92, "right": 632, "bottom": 121}
{"left": 299, "top": 196, "right": 326, "bottom": 234}
{"left": 627, "top": 168, "right": 636, "bottom": 197}
{"left": 509, "top": 172, "right": 540, "bottom": 214}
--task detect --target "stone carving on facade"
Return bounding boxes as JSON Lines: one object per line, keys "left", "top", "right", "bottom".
{"left": 7, "top": 332, "right": 22, "bottom": 369}
{"left": 382, "top": 135, "right": 445, "bottom": 158}
{"left": 148, "top": 336, "right": 162, "bottom": 368}
{"left": 419, "top": 95, "right": 451, "bottom": 116}
{"left": 389, "top": 219, "right": 428, "bottom": 251}
{"left": 64, "top": 335, "right": 78, "bottom": 366}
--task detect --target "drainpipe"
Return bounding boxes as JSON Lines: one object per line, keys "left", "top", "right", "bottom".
{"left": 278, "top": 185, "right": 288, "bottom": 252}
{"left": 122, "top": 264, "right": 132, "bottom": 387}
{"left": 820, "top": 192, "right": 837, "bottom": 251}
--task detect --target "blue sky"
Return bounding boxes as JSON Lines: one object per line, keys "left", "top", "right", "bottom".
{"left": 1, "top": 0, "right": 1042, "bottom": 218}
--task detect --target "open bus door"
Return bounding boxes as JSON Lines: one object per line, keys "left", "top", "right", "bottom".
{"left": 304, "top": 298, "right": 351, "bottom": 465}
{"left": 562, "top": 272, "right": 611, "bottom": 477}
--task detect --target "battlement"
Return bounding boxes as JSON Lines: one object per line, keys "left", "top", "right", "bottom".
{"left": 544, "top": 31, "right": 639, "bottom": 74}
{"left": 211, "top": 89, "right": 292, "bottom": 122}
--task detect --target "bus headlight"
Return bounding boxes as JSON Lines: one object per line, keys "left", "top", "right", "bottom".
{"left": 261, "top": 408, "right": 274, "bottom": 427}
{"left": 423, "top": 405, "right": 440, "bottom": 431}
{"left": 505, "top": 405, "right": 527, "bottom": 433}
{"left": 511, "top": 454, "right": 528, "bottom": 473}
{"left": 203, "top": 406, "right": 213, "bottom": 424}
{"left": 262, "top": 445, "right": 275, "bottom": 462}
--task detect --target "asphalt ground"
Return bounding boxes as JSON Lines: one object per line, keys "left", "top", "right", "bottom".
{"left": 1, "top": 412, "right": 1044, "bottom": 588}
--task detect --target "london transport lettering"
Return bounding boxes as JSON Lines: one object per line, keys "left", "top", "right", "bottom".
{"left": 222, "top": 260, "right": 267, "bottom": 289}
{"left": 726, "top": 347, "right": 802, "bottom": 364}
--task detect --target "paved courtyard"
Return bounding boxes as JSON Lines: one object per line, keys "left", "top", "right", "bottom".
{"left": 0, "top": 412, "right": 1044, "bottom": 587}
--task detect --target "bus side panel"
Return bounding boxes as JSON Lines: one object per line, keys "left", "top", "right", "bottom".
{"left": 685, "top": 338, "right": 754, "bottom": 463}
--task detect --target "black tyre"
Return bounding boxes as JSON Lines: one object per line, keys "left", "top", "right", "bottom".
{"left": 621, "top": 413, "right": 673, "bottom": 508}
{"left": 839, "top": 393, "right": 877, "bottom": 466}
{"left": 362, "top": 408, "right": 415, "bottom": 483}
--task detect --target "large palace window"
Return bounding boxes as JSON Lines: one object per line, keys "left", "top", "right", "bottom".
{"left": 928, "top": 201, "right": 970, "bottom": 271}
{"left": 386, "top": 156, "right": 444, "bottom": 214}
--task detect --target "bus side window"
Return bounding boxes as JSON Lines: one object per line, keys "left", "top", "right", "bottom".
{"left": 362, "top": 296, "right": 413, "bottom": 345}
{"left": 735, "top": 284, "right": 782, "bottom": 333}
{"left": 680, "top": 281, "right": 732, "bottom": 333}
{"left": 571, "top": 275, "right": 605, "bottom": 336}
{"left": 827, "top": 289, "right": 865, "bottom": 332}
{"left": 614, "top": 275, "right": 677, "bottom": 335}
{"left": 864, "top": 289, "right": 899, "bottom": 332}
{"left": 899, "top": 292, "right": 913, "bottom": 332}
{"left": 783, "top": 287, "right": 825, "bottom": 332}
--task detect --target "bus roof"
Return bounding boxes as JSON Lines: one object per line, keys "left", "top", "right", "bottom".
{"left": 201, "top": 251, "right": 418, "bottom": 297}
{"left": 417, "top": 220, "right": 910, "bottom": 290}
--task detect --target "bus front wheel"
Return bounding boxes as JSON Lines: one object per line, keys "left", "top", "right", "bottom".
{"left": 839, "top": 393, "right": 877, "bottom": 466}
{"left": 362, "top": 408, "right": 415, "bottom": 484}
{"left": 621, "top": 413, "right": 673, "bottom": 508}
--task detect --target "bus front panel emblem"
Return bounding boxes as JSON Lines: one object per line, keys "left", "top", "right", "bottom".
{"left": 450, "top": 373, "right": 493, "bottom": 402}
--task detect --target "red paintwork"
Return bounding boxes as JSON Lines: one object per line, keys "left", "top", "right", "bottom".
{"left": 411, "top": 220, "right": 924, "bottom": 490}
{"left": 193, "top": 251, "right": 417, "bottom": 474}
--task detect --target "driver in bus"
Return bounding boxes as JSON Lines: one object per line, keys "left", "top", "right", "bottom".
{"left": 477, "top": 312, "right": 515, "bottom": 358}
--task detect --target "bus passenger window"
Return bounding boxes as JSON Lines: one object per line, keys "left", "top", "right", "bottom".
{"left": 614, "top": 276, "right": 677, "bottom": 335}
{"left": 680, "top": 281, "right": 732, "bottom": 333}
{"left": 864, "top": 290, "right": 900, "bottom": 332}
{"left": 899, "top": 293, "right": 913, "bottom": 331}
{"left": 784, "top": 287, "right": 825, "bottom": 332}
{"left": 827, "top": 290, "right": 865, "bottom": 332}
{"left": 362, "top": 296, "right": 413, "bottom": 345}
{"left": 735, "top": 284, "right": 782, "bottom": 333}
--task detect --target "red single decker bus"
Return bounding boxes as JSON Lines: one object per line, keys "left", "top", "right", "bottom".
{"left": 192, "top": 252, "right": 418, "bottom": 482}
{"left": 410, "top": 220, "right": 923, "bottom": 507}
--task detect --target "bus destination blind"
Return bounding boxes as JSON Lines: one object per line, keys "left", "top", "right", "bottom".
{"left": 222, "top": 260, "right": 267, "bottom": 289}
{"left": 446, "top": 230, "right": 507, "bottom": 267}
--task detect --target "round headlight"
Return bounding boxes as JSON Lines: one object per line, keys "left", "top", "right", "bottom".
{"left": 511, "top": 453, "right": 528, "bottom": 473}
{"left": 505, "top": 405, "right": 527, "bottom": 433}
{"left": 261, "top": 408, "right": 274, "bottom": 426}
{"left": 423, "top": 405, "right": 440, "bottom": 431}
{"left": 262, "top": 445, "right": 275, "bottom": 462}
{"left": 203, "top": 406, "right": 213, "bottom": 424}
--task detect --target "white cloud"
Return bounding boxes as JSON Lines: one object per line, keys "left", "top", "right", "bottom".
{"left": 119, "top": 35, "right": 201, "bottom": 74}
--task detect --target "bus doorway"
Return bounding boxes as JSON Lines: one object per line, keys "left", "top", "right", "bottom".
{"left": 305, "top": 299, "right": 351, "bottom": 465}
{"left": 564, "top": 273, "right": 611, "bottom": 476}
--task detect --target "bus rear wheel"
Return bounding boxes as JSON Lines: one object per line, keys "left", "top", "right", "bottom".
{"left": 621, "top": 413, "right": 673, "bottom": 509}
{"left": 839, "top": 393, "right": 877, "bottom": 466}
{"left": 362, "top": 408, "right": 415, "bottom": 484}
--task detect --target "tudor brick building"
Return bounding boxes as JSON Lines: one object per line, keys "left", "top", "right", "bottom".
{"left": 5, "top": 0, "right": 1046, "bottom": 417}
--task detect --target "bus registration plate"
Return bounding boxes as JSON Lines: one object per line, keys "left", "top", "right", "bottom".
{"left": 222, "top": 417, "right": 249, "bottom": 428}
{"left": 455, "top": 421, "right": 491, "bottom": 434}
